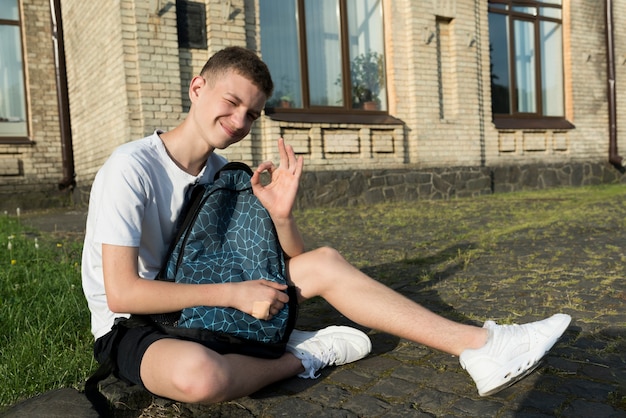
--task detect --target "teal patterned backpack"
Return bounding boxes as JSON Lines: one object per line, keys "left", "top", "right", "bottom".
{"left": 151, "top": 161, "right": 297, "bottom": 354}
{"left": 149, "top": 162, "right": 298, "bottom": 357}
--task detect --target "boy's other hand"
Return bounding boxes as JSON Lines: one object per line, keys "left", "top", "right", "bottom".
{"left": 230, "top": 280, "right": 289, "bottom": 320}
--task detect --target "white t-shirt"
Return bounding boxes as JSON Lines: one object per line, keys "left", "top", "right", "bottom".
{"left": 81, "top": 131, "right": 228, "bottom": 339}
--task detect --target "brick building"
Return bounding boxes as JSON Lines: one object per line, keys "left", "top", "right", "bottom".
{"left": 0, "top": 0, "right": 73, "bottom": 210}
{"left": 1, "top": 0, "right": 625, "bottom": 211}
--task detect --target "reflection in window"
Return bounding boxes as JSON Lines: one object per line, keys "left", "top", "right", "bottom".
{"left": 489, "top": 12, "right": 510, "bottom": 114}
{"left": 259, "top": 0, "right": 302, "bottom": 108}
{"left": 0, "top": 0, "right": 27, "bottom": 138}
{"left": 541, "top": 20, "right": 564, "bottom": 116}
{"left": 488, "top": 0, "right": 564, "bottom": 119}
{"left": 305, "top": 0, "right": 342, "bottom": 107}
{"left": 347, "top": 0, "right": 386, "bottom": 110}
{"left": 514, "top": 19, "right": 535, "bottom": 113}
{"left": 260, "top": 0, "right": 386, "bottom": 112}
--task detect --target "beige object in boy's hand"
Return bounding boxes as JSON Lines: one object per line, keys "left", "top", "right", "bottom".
{"left": 252, "top": 301, "right": 272, "bottom": 320}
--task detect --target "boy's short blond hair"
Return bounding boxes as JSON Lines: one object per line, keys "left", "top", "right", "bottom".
{"left": 200, "top": 47, "right": 274, "bottom": 99}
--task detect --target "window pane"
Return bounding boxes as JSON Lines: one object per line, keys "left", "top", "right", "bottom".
{"left": 489, "top": 12, "right": 511, "bottom": 114}
{"left": 0, "top": 25, "right": 27, "bottom": 137}
{"left": 347, "top": 0, "right": 386, "bottom": 110}
{"left": 304, "top": 0, "right": 342, "bottom": 107}
{"left": 0, "top": 0, "right": 19, "bottom": 20}
{"left": 514, "top": 20, "right": 536, "bottom": 113}
{"left": 260, "top": 0, "right": 302, "bottom": 108}
{"left": 539, "top": 7, "right": 561, "bottom": 19}
{"left": 540, "top": 20, "right": 564, "bottom": 116}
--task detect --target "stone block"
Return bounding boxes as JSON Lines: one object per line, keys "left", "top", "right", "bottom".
{"left": 98, "top": 375, "right": 153, "bottom": 414}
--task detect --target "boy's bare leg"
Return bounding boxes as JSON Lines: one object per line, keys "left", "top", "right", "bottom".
{"left": 141, "top": 338, "right": 303, "bottom": 403}
{"left": 287, "top": 247, "right": 488, "bottom": 356}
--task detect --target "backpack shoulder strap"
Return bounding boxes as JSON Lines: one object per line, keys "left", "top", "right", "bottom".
{"left": 217, "top": 161, "right": 253, "bottom": 178}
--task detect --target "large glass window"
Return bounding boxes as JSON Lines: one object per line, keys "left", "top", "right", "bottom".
{"left": 488, "top": 0, "right": 567, "bottom": 128}
{"left": 0, "top": 0, "right": 28, "bottom": 139}
{"left": 260, "top": 0, "right": 387, "bottom": 114}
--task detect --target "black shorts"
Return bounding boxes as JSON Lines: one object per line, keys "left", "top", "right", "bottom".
{"left": 94, "top": 320, "right": 174, "bottom": 388}
{"left": 93, "top": 293, "right": 297, "bottom": 388}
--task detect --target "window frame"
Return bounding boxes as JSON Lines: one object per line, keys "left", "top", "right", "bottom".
{"left": 0, "top": 1, "right": 30, "bottom": 143}
{"left": 488, "top": 0, "right": 573, "bottom": 130}
{"left": 262, "top": 0, "right": 397, "bottom": 124}
{"left": 176, "top": 0, "right": 207, "bottom": 50}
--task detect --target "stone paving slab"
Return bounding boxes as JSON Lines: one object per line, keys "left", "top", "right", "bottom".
{"left": 6, "top": 197, "right": 626, "bottom": 417}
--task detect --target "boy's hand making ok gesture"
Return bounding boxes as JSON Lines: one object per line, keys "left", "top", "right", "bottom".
{"left": 251, "top": 138, "right": 304, "bottom": 222}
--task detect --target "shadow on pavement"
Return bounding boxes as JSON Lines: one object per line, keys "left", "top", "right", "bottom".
{"left": 513, "top": 325, "right": 626, "bottom": 417}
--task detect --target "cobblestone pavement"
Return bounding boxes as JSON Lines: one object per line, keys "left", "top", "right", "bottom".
{"left": 8, "top": 189, "right": 626, "bottom": 417}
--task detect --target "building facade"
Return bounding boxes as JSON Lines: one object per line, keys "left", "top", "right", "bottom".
{"left": 1, "top": 0, "right": 625, "bottom": 211}
{"left": 0, "top": 0, "right": 73, "bottom": 210}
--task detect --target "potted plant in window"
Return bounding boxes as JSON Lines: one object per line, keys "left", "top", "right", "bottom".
{"left": 266, "top": 75, "right": 295, "bottom": 109}
{"left": 280, "top": 94, "right": 293, "bottom": 108}
{"left": 267, "top": 90, "right": 293, "bottom": 109}
{"left": 350, "top": 51, "right": 384, "bottom": 110}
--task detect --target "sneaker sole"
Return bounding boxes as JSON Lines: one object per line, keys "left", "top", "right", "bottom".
{"left": 477, "top": 314, "right": 571, "bottom": 396}
{"left": 479, "top": 359, "right": 544, "bottom": 396}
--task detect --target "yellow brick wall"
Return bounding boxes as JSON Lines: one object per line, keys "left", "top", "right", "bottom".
{"left": 0, "top": 0, "right": 65, "bottom": 206}
{"left": 58, "top": 0, "right": 626, "bottom": 194}
{"left": 62, "top": 0, "right": 129, "bottom": 183}
{"left": 63, "top": 0, "right": 184, "bottom": 184}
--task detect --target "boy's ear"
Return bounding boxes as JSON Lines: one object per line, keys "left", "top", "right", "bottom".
{"left": 189, "top": 76, "right": 206, "bottom": 102}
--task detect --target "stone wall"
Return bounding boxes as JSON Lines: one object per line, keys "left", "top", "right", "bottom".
{"left": 37, "top": 161, "right": 625, "bottom": 213}
{"left": 295, "top": 162, "right": 625, "bottom": 209}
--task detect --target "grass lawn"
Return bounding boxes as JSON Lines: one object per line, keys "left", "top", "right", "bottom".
{"left": 0, "top": 215, "right": 94, "bottom": 410}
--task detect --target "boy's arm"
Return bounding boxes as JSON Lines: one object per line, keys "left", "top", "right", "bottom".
{"left": 251, "top": 138, "right": 305, "bottom": 258}
{"left": 270, "top": 214, "right": 305, "bottom": 259}
{"left": 102, "top": 244, "right": 288, "bottom": 319}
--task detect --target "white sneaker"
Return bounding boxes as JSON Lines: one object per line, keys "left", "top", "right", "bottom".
{"left": 459, "top": 313, "right": 571, "bottom": 396}
{"left": 286, "top": 326, "right": 372, "bottom": 379}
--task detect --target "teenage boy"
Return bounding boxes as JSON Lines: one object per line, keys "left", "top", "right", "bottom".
{"left": 82, "top": 46, "right": 571, "bottom": 404}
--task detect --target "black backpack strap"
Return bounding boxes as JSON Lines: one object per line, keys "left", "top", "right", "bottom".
{"left": 84, "top": 355, "right": 115, "bottom": 416}
{"left": 84, "top": 317, "right": 135, "bottom": 416}
{"left": 84, "top": 316, "right": 163, "bottom": 415}
{"left": 215, "top": 161, "right": 254, "bottom": 179}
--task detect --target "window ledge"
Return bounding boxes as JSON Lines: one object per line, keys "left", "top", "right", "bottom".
{"left": 0, "top": 137, "right": 35, "bottom": 145}
{"left": 493, "top": 117, "right": 575, "bottom": 130}
{"left": 265, "top": 110, "right": 403, "bottom": 125}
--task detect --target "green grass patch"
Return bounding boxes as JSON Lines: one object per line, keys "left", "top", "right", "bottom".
{"left": 0, "top": 216, "right": 94, "bottom": 409}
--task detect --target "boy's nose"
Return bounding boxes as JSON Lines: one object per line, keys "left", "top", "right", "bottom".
{"left": 231, "top": 109, "right": 247, "bottom": 128}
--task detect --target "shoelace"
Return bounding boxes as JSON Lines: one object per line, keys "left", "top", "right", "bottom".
{"left": 300, "top": 346, "right": 336, "bottom": 378}
{"left": 485, "top": 321, "right": 534, "bottom": 360}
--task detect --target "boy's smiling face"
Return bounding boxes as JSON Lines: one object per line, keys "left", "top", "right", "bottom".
{"left": 191, "top": 70, "right": 267, "bottom": 150}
